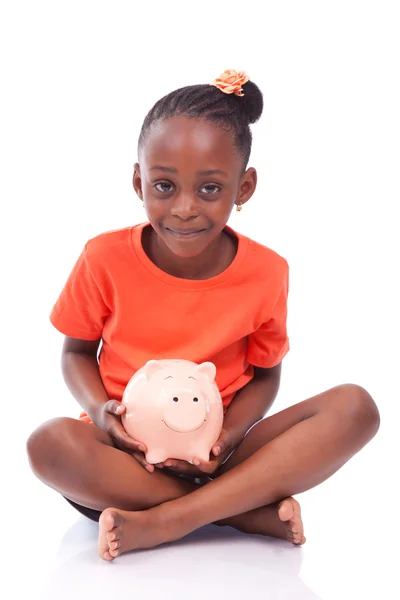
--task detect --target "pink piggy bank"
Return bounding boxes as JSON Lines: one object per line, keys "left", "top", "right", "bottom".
{"left": 121, "top": 359, "right": 223, "bottom": 464}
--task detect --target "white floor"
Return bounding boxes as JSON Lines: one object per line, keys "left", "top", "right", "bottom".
{"left": 9, "top": 429, "right": 396, "bottom": 600}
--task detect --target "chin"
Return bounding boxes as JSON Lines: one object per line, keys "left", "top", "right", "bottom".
{"left": 168, "top": 245, "right": 206, "bottom": 259}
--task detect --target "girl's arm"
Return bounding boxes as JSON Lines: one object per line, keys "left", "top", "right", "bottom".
{"left": 60, "top": 336, "right": 153, "bottom": 469}
{"left": 222, "top": 363, "right": 282, "bottom": 450}
{"left": 61, "top": 336, "right": 109, "bottom": 425}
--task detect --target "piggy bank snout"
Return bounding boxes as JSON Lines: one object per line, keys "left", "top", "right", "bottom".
{"left": 163, "top": 392, "right": 207, "bottom": 433}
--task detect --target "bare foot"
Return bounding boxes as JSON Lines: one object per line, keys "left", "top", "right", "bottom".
{"left": 98, "top": 507, "right": 168, "bottom": 561}
{"left": 218, "top": 496, "right": 306, "bottom": 545}
{"left": 277, "top": 497, "right": 306, "bottom": 545}
{"left": 98, "top": 497, "right": 305, "bottom": 561}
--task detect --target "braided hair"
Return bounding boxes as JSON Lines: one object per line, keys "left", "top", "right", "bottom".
{"left": 138, "top": 80, "right": 264, "bottom": 169}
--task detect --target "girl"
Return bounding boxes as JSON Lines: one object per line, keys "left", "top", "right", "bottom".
{"left": 27, "top": 70, "right": 380, "bottom": 562}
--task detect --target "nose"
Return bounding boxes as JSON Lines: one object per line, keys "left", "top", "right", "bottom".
{"left": 170, "top": 193, "right": 199, "bottom": 219}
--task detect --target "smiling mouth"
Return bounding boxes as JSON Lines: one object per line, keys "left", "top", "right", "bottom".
{"left": 162, "top": 420, "right": 206, "bottom": 433}
{"left": 165, "top": 228, "right": 205, "bottom": 239}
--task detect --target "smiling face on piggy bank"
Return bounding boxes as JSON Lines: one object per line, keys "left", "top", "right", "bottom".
{"left": 121, "top": 359, "right": 223, "bottom": 465}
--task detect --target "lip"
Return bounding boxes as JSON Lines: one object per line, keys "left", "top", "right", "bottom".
{"left": 166, "top": 228, "right": 206, "bottom": 239}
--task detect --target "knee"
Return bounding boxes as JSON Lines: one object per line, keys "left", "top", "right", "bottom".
{"left": 26, "top": 417, "right": 78, "bottom": 479}
{"left": 338, "top": 383, "right": 380, "bottom": 438}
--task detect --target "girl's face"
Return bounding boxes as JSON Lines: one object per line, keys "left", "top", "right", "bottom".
{"left": 133, "top": 116, "right": 257, "bottom": 259}
{"left": 133, "top": 117, "right": 257, "bottom": 258}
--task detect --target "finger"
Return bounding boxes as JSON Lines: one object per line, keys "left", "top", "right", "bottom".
{"left": 212, "top": 438, "right": 225, "bottom": 456}
{"left": 212, "top": 430, "right": 231, "bottom": 456}
{"left": 192, "top": 457, "right": 216, "bottom": 474}
{"left": 116, "top": 418, "right": 148, "bottom": 453}
{"left": 113, "top": 431, "right": 146, "bottom": 452}
{"left": 112, "top": 438, "right": 137, "bottom": 456}
{"left": 131, "top": 451, "right": 155, "bottom": 473}
{"left": 109, "top": 422, "right": 147, "bottom": 453}
{"left": 111, "top": 432, "right": 150, "bottom": 469}
{"left": 164, "top": 459, "right": 185, "bottom": 470}
{"left": 212, "top": 444, "right": 222, "bottom": 456}
{"left": 164, "top": 460, "right": 197, "bottom": 476}
{"left": 105, "top": 400, "right": 126, "bottom": 416}
{"left": 192, "top": 458, "right": 206, "bottom": 470}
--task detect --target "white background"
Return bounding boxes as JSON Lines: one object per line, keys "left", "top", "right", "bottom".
{"left": 1, "top": 1, "right": 399, "bottom": 599}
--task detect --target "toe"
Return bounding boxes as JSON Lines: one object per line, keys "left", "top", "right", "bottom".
{"left": 278, "top": 498, "right": 295, "bottom": 522}
{"left": 278, "top": 497, "right": 305, "bottom": 545}
{"left": 98, "top": 508, "right": 124, "bottom": 560}
{"left": 109, "top": 540, "right": 120, "bottom": 551}
{"left": 292, "top": 529, "right": 306, "bottom": 545}
{"left": 106, "top": 531, "right": 119, "bottom": 542}
{"left": 100, "top": 511, "right": 114, "bottom": 534}
{"left": 289, "top": 522, "right": 298, "bottom": 535}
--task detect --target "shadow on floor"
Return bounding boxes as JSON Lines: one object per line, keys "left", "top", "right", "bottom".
{"left": 38, "top": 516, "right": 321, "bottom": 600}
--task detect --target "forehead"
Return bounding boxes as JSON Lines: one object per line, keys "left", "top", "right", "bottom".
{"left": 139, "top": 116, "right": 241, "bottom": 172}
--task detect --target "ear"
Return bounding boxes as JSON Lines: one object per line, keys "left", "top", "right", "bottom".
{"left": 133, "top": 162, "right": 143, "bottom": 200}
{"left": 143, "top": 360, "right": 165, "bottom": 381}
{"left": 195, "top": 361, "right": 217, "bottom": 381}
{"left": 236, "top": 166, "right": 257, "bottom": 207}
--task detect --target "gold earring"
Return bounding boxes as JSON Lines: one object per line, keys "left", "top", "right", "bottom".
{"left": 236, "top": 203, "right": 243, "bottom": 212}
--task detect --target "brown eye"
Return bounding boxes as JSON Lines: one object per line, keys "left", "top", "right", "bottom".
{"left": 200, "top": 184, "right": 220, "bottom": 194}
{"left": 193, "top": 397, "right": 199, "bottom": 402}
{"left": 173, "top": 397, "right": 179, "bottom": 402}
{"left": 155, "top": 182, "right": 173, "bottom": 193}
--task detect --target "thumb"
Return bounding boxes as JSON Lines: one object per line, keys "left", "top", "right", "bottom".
{"left": 105, "top": 400, "right": 125, "bottom": 416}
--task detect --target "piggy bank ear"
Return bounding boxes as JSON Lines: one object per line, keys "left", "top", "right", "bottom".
{"left": 143, "top": 360, "right": 165, "bottom": 381}
{"left": 195, "top": 361, "right": 217, "bottom": 381}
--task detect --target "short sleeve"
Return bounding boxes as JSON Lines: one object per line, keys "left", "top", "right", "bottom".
{"left": 247, "top": 264, "right": 290, "bottom": 368}
{"left": 50, "top": 244, "right": 110, "bottom": 340}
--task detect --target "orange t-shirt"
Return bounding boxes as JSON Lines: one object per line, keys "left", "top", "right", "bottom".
{"left": 50, "top": 221, "right": 290, "bottom": 421}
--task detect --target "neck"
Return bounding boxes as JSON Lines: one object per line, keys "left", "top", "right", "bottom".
{"left": 147, "top": 227, "right": 232, "bottom": 280}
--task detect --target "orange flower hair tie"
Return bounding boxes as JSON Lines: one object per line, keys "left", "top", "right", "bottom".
{"left": 210, "top": 69, "right": 250, "bottom": 97}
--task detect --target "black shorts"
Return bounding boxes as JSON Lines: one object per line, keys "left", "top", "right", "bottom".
{"left": 64, "top": 497, "right": 102, "bottom": 522}
{"left": 63, "top": 471, "right": 211, "bottom": 522}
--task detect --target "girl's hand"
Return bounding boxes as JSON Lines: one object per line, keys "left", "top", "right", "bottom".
{"left": 97, "top": 400, "right": 155, "bottom": 473}
{"left": 156, "top": 428, "right": 234, "bottom": 477}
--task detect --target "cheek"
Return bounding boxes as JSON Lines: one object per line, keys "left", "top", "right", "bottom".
{"left": 142, "top": 188, "right": 164, "bottom": 215}
{"left": 142, "top": 180, "right": 155, "bottom": 200}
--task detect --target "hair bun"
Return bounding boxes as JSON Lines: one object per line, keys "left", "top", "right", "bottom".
{"left": 240, "top": 80, "right": 264, "bottom": 124}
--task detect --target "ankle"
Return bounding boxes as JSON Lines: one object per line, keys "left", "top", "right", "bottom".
{"left": 145, "top": 503, "right": 179, "bottom": 545}
{"left": 215, "top": 512, "right": 257, "bottom": 534}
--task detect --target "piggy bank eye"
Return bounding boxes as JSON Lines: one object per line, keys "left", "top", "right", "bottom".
{"left": 173, "top": 397, "right": 179, "bottom": 402}
{"left": 193, "top": 397, "right": 199, "bottom": 402}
